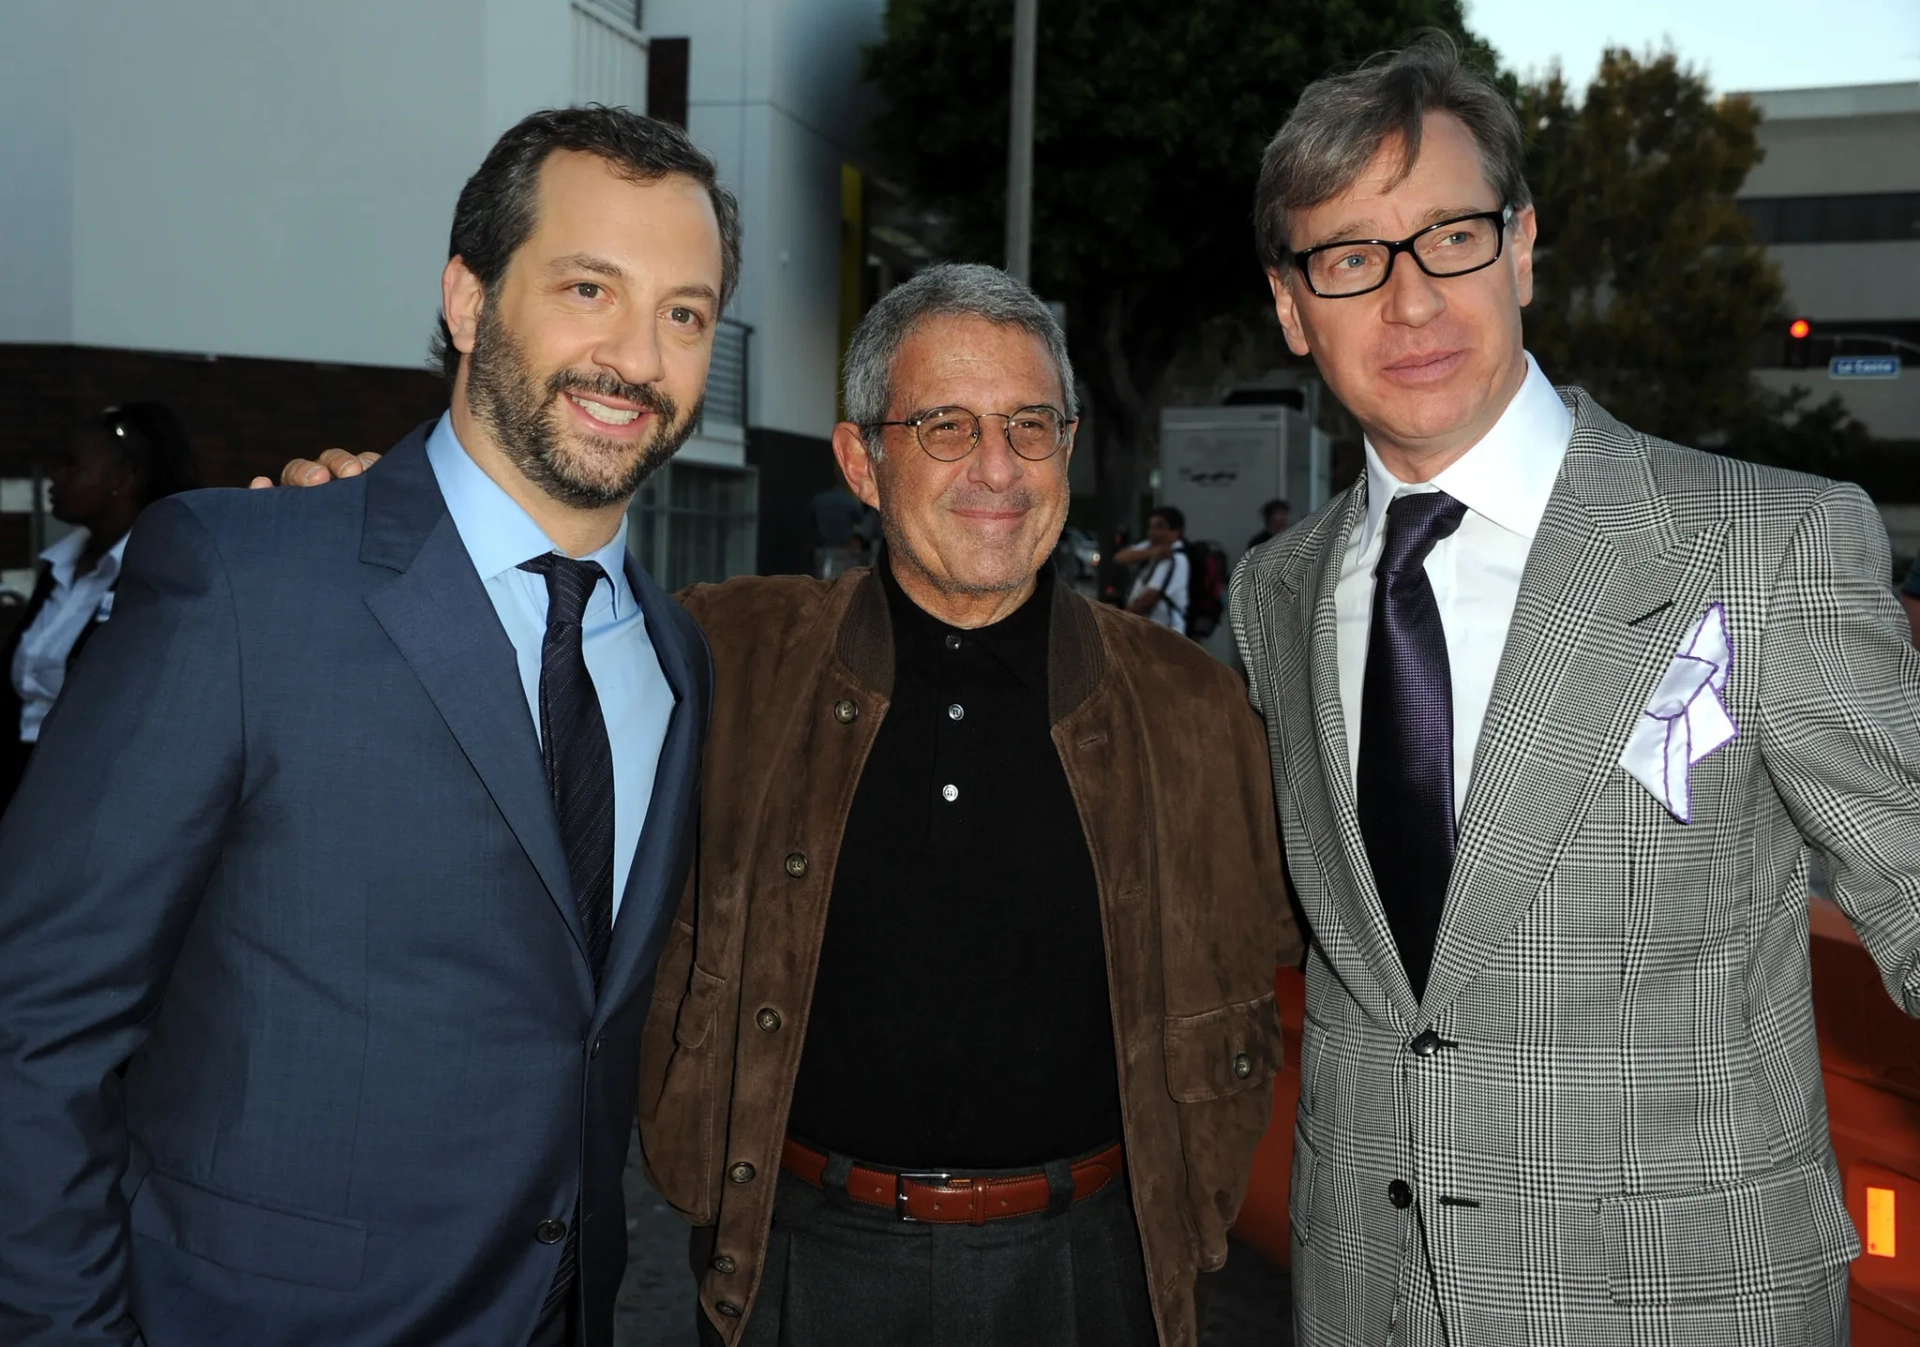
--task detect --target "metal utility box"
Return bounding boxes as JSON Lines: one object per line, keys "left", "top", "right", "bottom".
{"left": 1158, "top": 403, "right": 1331, "bottom": 662}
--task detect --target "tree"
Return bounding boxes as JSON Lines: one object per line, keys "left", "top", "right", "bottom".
{"left": 1519, "top": 48, "right": 1876, "bottom": 475}
{"left": 863, "top": 0, "right": 1490, "bottom": 529}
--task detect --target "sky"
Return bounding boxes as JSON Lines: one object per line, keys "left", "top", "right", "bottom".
{"left": 1466, "top": 0, "right": 1920, "bottom": 94}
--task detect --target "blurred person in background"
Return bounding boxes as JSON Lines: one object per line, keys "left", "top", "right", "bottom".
{"left": 1, "top": 402, "right": 199, "bottom": 813}
{"left": 1247, "top": 497, "right": 1290, "bottom": 551}
{"left": 1113, "top": 505, "right": 1190, "bottom": 633}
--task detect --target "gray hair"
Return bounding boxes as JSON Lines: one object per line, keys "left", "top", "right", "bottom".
{"left": 842, "top": 263, "right": 1078, "bottom": 459}
{"left": 1253, "top": 33, "right": 1531, "bottom": 273}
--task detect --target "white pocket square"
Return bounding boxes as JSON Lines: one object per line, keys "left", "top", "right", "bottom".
{"left": 1619, "top": 603, "right": 1737, "bottom": 823}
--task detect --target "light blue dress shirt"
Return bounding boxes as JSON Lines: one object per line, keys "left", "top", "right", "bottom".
{"left": 426, "top": 413, "right": 672, "bottom": 919}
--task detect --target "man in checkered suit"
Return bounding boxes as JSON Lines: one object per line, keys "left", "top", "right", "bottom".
{"left": 1230, "top": 37, "right": 1920, "bottom": 1345}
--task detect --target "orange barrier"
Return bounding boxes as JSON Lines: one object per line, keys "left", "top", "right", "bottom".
{"left": 1233, "top": 899, "right": 1920, "bottom": 1342}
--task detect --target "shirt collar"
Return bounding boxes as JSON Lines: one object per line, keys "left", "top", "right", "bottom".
{"left": 880, "top": 551, "right": 1054, "bottom": 699}
{"left": 1358, "top": 352, "right": 1573, "bottom": 553}
{"left": 39, "top": 527, "right": 128, "bottom": 590}
{"left": 425, "top": 412, "right": 634, "bottom": 618}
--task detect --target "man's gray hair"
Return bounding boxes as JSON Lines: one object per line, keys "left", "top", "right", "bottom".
{"left": 1253, "top": 33, "right": 1531, "bottom": 273}
{"left": 843, "top": 262, "right": 1078, "bottom": 459}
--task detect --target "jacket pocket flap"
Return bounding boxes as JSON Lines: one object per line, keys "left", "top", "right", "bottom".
{"left": 674, "top": 963, "right": 727, "bottom": 1050}
{"left": 1600, "top": 1159, "right": 1845, "bottom": 1306}
{"left": 1163, "top": 992, "right": 1281, "bottom": 1103}
{"left": 130, "top": 1167, "right": 366, "bottom": 1290}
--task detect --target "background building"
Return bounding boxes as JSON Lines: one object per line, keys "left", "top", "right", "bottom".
{"left": 0, "top": 0, "right": 902, "bottom": 600}
{"left": 1740, "top": 81, "right": 1920, "bottom": 442}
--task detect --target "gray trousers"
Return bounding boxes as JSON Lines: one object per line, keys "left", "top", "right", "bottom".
{"left": 707, "top": 1153, "right": 1158, "bottom": 1347}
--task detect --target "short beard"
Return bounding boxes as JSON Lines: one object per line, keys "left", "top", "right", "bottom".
{"left": 465, "top": 298, "right": 702, "bottom": 509}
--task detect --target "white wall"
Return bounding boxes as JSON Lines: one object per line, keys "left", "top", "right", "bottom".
{"left": 647, "top": 0, "right": 886, "bottom": 441}
{"left": 0, "top": 2, "right": 77, "bottom": 344}
{"left": 4, "top": 0, "right": 580, "bottom": 369}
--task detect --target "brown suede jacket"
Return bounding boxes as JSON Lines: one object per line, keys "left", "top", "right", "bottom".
{"left": 638, "top": 566, "right": 1301, "bottom": 1345}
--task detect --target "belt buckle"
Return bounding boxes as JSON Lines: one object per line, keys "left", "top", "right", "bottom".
{"left": 894, "top": 1170, "right": 953, "bottom": 1222}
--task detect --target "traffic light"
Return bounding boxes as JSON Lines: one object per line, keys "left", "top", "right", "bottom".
{"left": 1787, "top": 318, "right": 1813, "bottom": 368}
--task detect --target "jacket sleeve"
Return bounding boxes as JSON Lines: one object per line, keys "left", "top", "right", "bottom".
{"left": 1755, "top": 482, "right": 1920, "bottom": 1016}
{"left": 0, "top": 498, "right": 244, "bottom": 1344}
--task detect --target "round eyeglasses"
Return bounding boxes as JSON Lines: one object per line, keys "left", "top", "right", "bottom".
{"left": 868, "top": 404, "right": 1073, "bottom": 462}
{"left": 1290, "top": 206, "right": 1515, "bottom": 299}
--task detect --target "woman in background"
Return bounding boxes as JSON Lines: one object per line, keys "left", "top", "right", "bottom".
{"left": 1, "top": 402, "right": 200, "bottom": 813}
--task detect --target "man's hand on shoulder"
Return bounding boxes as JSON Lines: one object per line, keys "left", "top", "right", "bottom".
{"left": 247, "top": 449, "right": 383, "bottom": 489}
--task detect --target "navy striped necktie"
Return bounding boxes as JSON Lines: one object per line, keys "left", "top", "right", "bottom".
{"left": 518, "top": 552, "right": 616, "bottom": 985}
{"left": 1356, "top": 490, "right": 1468, "bottom": 1002}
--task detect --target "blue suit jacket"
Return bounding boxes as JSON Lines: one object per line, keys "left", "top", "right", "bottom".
{"left": 0, "top": 427, "right": 710, "bottom": 1346}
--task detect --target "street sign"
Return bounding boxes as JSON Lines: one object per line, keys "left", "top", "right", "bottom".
{"left": 1830, "top": 355, "right": 1901, "bottom": 379}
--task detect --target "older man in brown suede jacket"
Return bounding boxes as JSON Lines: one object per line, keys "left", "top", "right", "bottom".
{"left": 642, "top": 264, "right": 1296, "bottom": 1347}
{"left": 275, "top": 264, "right": 1296, "bottom": 1347}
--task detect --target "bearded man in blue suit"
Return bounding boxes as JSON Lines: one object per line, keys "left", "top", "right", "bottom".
{"left": 0, "top": 106, "right": 734, "bottom": 1347}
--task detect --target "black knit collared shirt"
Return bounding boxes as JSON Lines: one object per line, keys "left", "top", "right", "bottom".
{"left": 784, "top": 559, "right": 1121, "bottom": 1170}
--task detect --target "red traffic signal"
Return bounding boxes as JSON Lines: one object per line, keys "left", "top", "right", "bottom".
{"left": 1789, "top": 318, "right": 1812, "bottom": 340}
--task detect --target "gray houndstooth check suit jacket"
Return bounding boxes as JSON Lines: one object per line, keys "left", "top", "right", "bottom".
{"left": 1229, "top": 388, "right": 1920, "bottom": 1346}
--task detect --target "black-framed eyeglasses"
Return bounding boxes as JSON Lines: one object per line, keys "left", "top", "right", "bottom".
{"left": 1290, "top": 205, "right": 1515, "bottom": 299}
{"left": 868, "top": 404, "right": 1074, "bottom": 462}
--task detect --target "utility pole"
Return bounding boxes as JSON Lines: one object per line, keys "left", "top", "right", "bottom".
{"left": 1005, "top": 0, "right": 1037, "bottom": 283}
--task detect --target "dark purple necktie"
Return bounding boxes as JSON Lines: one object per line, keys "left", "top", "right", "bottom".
{"left": 519, "top": 552, "right": 614, "bottom": 1325}
{"left": 1356, "top": 490, "right": 1468, "bottom": 1002}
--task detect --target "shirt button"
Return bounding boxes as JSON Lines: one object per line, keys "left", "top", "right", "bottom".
{"left": 944, "top": 633, "right": 961, "bottom": 650}
{"left": 784, "top": 853, "right": 808, "bottom": 878}
{"left": 1232, "top": 1052, "right": 1253, "bottom": 1079}
{"left": 1388, "top": 1179, "right": 1413, "bottom": 1209}
{"left": 728, "top": 1161, "right": 757, "bottom": 1184}
{"left": 756, "top": 1007, "right": 782, "bottom": 1032}
{"left": 535, "top": 1218, "right": 568, "bottom": 1243}
{"left": 941, "top": 784, "right": 959, "bottom": 803}
{"left": 716, "top": 1301, "right": 743, "bottom": 1318}
{"left": 833, "top": 699, "right": 858, "bottom": 724}
{"left": 711, "top": 1254, "right": 738, "bottom": 1275}
{"left": 948, "top": 703, "right": 965, "bottom": 721}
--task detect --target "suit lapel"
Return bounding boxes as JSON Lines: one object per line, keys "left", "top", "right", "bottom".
{"left": 360, "top": 434, "right": 585, "bottom": 963}
{"left": 595, "top": 556, "right": 709, "bottom": 1015}
{"left": 1418, "top": 397, "right": 1727, "bottom": 1022}
{"left": 1251, "top": 483, "right": 1420, "bottom": 1022}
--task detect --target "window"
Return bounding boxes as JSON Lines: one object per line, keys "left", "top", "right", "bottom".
{"left": 629, "top": 461, "right": 759, "bottom": 591}
{"left": 1738, "top": 193, "right": 1920, "bottom": 245}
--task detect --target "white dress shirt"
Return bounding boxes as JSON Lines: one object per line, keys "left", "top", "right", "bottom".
{"left": 425, "top": 414, "right": 674, "bottom": 917}
{"left": 1130, "top": 544, "right": 1191, "bottom": 634}
{"left": 11, "top": 529, "right": 129, "bottom": 743}
{"left": 1336, "top": 354, "right": 1573, "bottom": 818}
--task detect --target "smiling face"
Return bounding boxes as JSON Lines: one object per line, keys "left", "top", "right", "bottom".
{"left": 445, "top": 150, "right": 724, "bottom": 509}
{"left": 1268, "top": 111, "right": 1537, "bottom": 481}
{"left": 833, "top": 314, "right": 1075, "bottom": 626}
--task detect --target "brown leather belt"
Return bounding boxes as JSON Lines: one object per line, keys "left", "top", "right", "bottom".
{"left": 779, "top": 1136, "right": 1125, "bottom": 1225}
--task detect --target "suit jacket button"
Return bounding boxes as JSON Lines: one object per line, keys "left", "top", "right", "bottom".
{"left": 833, "top": 699, "right": 858, "bottom": 724}
{"left": 784, "top": 852, "right": 809, "bottom": 878}
{"left": 716, "top": 1301, "right": 743, "bottom": 1318}
{"left": 711, "top": 1253, "right": 738, "bottom": 1274}
{"left": 728, "top": 1161, "right": 757, "bottom": 1184}
{"left": 589, "top": 1037, "right": 605, "bottom": 1059}
{"left": 1389, "top": 1179, "right": 1414, "bottom": 1209}
{"left": 1408, "top": 1030, "right": 1440, "bottom": 1057}
{"left": 536, "top": 1218, "right": 568, "bottom": 1243}
{"left": 756, "top": 1007, "right": 782, "bottom": 1032}
{"left": 1232, "top": 1052, "right": 1253, "bottom": 1079}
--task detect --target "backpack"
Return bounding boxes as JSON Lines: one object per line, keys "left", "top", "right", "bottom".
{"left": 1181, "top": 540, "right": 1228, "bottom": 639}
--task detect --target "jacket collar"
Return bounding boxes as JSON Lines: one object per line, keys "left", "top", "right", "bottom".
{"left": 833, "top": 561, "right": 1105, "bottom": 727}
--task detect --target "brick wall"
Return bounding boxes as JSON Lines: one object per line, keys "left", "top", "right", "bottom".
{"left": 0, "top": 343, "right": 447, "bottom": 571}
